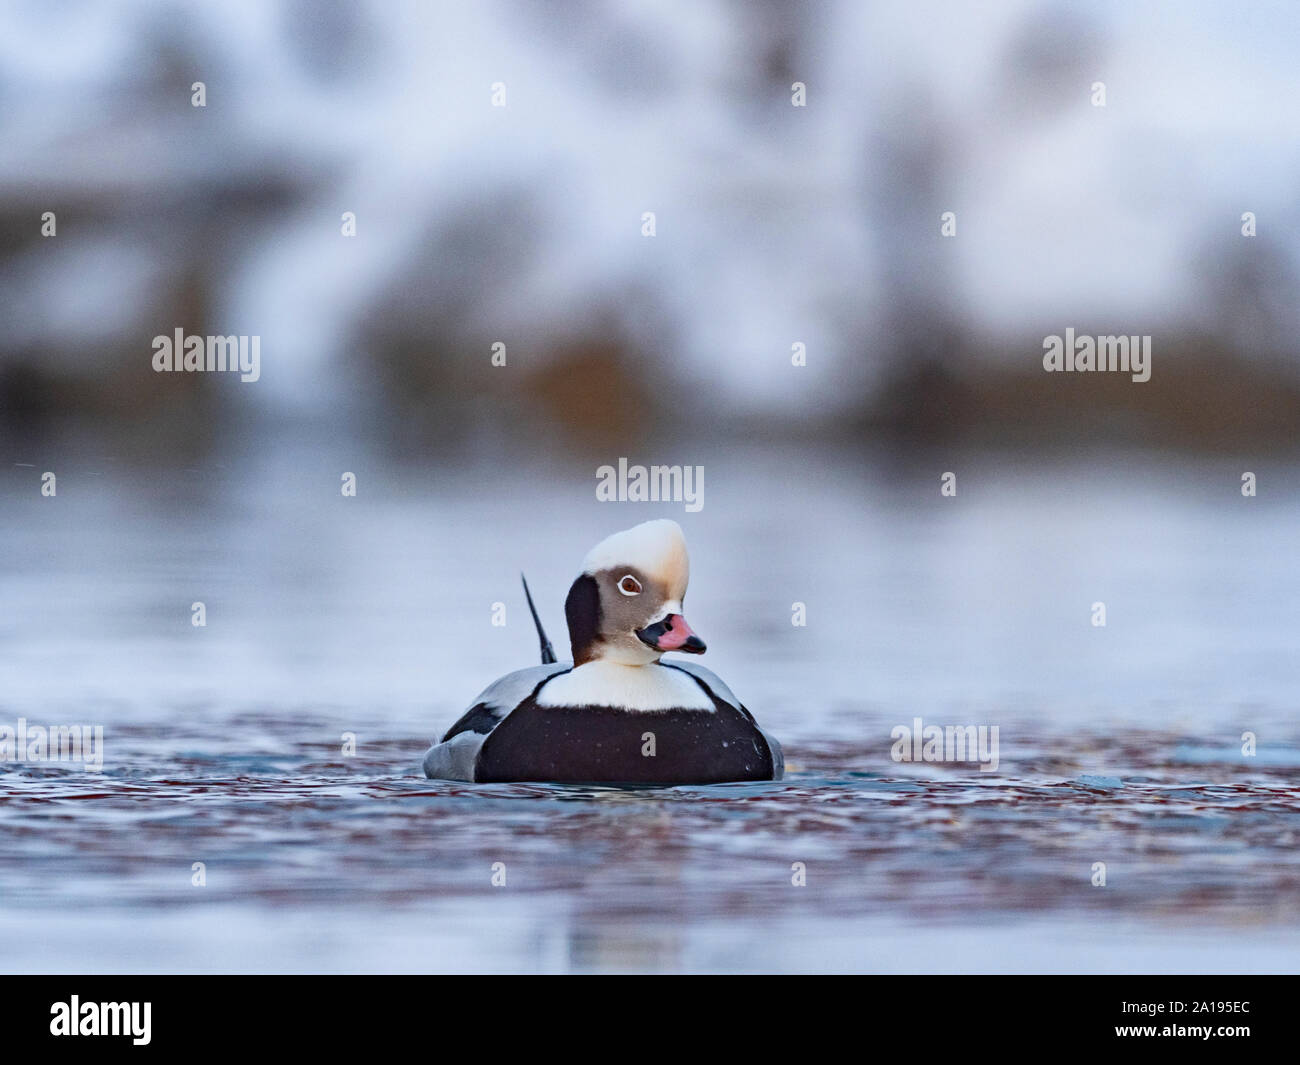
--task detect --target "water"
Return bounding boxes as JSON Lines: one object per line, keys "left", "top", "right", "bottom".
{"left": 2, "top": 443, "right": 1298, "bottom": 972}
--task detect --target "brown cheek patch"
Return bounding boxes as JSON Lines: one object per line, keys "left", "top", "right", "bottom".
{"left": 564, "top": 575, "right": 604, "bottom": 664}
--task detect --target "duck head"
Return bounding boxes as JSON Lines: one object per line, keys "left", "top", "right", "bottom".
{"left": 565, "top": 519, "right": 706, "bottom": 666}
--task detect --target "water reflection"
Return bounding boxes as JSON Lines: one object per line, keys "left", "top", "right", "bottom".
{"left": 1, "top": 447, "right": 1297, "bottom": 971}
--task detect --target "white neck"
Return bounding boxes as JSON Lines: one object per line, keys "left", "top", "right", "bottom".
{"left": 538, "top": 660, "right": 714, "bottom": 711}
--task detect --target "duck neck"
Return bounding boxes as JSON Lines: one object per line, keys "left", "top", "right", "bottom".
{"left": 578, "top": 646, "right": 661, "bottom": 668}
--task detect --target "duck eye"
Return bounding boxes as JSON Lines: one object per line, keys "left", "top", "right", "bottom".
{"left": 617, "top": 575, "right": 642, "bottom": 596}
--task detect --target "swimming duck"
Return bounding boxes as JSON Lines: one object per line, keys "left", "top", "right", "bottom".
{"left": 423, "top": 519, "right": 783, "bottom": 784}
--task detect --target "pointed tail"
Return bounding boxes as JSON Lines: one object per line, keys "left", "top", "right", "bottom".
{"left": 521, "top": 573, "right": 557, "bottom": 664}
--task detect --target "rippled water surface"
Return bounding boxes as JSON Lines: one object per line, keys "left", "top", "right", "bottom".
{"left": 2, "top": 446, "right": 1298, "bottom": 972}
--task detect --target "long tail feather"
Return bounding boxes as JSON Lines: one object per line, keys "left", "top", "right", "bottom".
{"left": 521, "top": 573, "right": 557, "bottom": 664}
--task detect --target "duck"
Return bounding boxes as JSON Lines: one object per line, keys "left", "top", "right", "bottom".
{"left": 423, "top": 519, "right": 783, "bottom": 784}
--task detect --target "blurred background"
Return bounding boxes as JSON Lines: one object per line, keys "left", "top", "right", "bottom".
{"left": 3, "top": 0, "right": 1299, "bottom": 460}
{"left": 2, "top": 0, "right": 1299, "bottom": 973}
